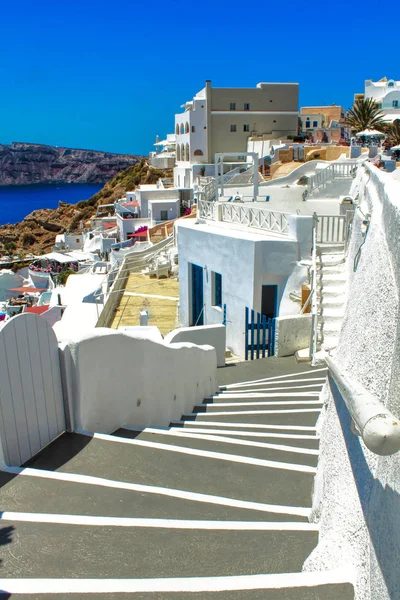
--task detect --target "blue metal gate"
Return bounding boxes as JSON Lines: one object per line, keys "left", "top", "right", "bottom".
{"left": 245, "top": 307, "right": 275, "bottom": 360}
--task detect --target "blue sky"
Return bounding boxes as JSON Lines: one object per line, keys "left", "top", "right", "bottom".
{"left": 0, "top": 0, "right": 398, "bottom": 155}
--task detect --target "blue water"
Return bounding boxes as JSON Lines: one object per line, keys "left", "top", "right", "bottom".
{"left": 0, "top": 183, "right": 103, "bottom": 226}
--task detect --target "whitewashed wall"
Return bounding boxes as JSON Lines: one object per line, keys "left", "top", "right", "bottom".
{"left": 165, "top": 324, "right": 226, "bottom": 367}
{"left": 304, "top": 164, "right": 400, "bottom": 600}
{"left": 60, "top": 328, "right": 217, "bottom": 433}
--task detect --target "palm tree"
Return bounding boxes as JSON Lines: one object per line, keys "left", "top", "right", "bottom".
{"left": 385, "top": 119, "right": 400, "bottom": 147}
{"left": 346, "top": 98, "right": 387, "bottom": 133}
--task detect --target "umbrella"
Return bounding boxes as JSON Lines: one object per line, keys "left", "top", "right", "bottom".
{"left": 356, "top": 129, "right": 385, "bottom": 137}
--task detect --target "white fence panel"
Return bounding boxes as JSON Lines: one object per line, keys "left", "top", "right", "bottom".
{"left": 317, "top": 215, "right": 347, "bottom": 243}
{"left": 0, "top": 314, "right": 65, "bottom": 466}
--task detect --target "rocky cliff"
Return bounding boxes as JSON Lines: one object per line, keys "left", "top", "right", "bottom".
{"left": 0, "top": 161, "right": 172, "bottom": 259}
{"left": 0, "top": 142, "right": 140, "bottom": 185}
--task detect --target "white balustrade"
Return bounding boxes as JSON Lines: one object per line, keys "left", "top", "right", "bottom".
{"left": 221, "top": 204, "right": 289, "bottom": 235}
{"left": 316, "top": 215, "right": 347, "bottom": 243}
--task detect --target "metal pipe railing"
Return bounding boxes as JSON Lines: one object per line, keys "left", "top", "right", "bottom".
{"left": 309, "top": 214, "right": 318, "bottom": 362}
{"left": 326, "top": 355, "right": 400, "bottom": 455}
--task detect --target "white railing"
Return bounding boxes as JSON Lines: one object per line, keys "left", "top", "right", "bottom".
{"left": 307, "top": 162, "right": 358, "bottom": 196}
{"left": 198, "top": 199, "right": 216, "bottom": 220}
{"left": 326, "top": 355, "right": 400, "bottom": 455}
{"left": 221, "top": 204, "right": 290, "bottom": 235}
{"left": 316, "top": 215, "right": 347, "bottom": 243}
{"left": 310, "top": 215, "right": 318, "bottom": 362}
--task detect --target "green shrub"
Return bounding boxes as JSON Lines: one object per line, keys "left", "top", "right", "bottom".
{"left": 57, "top": 270, "right": 75, "bottom": 286}
{"left": 22, "top": 232, "right": 36, "bottom": 247}
{"left": 297, "top": 175, "right": 309, "bottom": 186}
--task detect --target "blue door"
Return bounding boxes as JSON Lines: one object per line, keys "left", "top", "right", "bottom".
{"left": 191, "top": 263, "right": 204, "bottom": 325}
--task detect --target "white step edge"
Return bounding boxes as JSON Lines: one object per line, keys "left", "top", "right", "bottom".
{"left": 170, "top": 420, "right": 317, "bottom": 432}
{"left": 0, "top": 568, "right": 356, "bottom": 594}
{"left": 224, "top": 367, "right": 328, "bottom": 389}
{"left": 142, "top": 427, "right": 319, "bottom": 455}
{"left": 167, "top": 426, "right": 320, "bottom": 441}
{"left": 0, "top": 511, "right": 318, "bottom": 531}
{"left": 78, "top": 431, "right": 317, "bottom": 474}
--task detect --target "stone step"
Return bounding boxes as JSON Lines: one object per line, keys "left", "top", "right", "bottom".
{"left": 316, "top": 263, "right": 345, "bottom": 274}
{"left": 317, "top": 285, "right": 346, "bottom": 297}
{"left": 320, "top": 295, "right": 346, "bottom": 307}
{"left": 318, "top": 321, "right": 342, "bottom": 333}
{"left": 317, "top": 254, "right": 345, "bottom": 266}
{"left": 205, "top": 392, "right": 322, "bottom": 403}
{"left": 0, "top": 468, "right": 305, "bottom": 523}
{"left": 196, "top": 400, "right": 322, "bottom": 412}
{"left": 317, "top": 273, "right": 347, "bottom": 284}
{"left": 182, "top": 408, "right": 320, "bottom": 427}
{"left": 317, "top": 243, "right": 345, "bottom": 254}
{"left": 0, "top": 517, "right": 319, "bottom": 579}
{"left": 0, "top": 571, "right": 355, "bottom": 599}
{"left": 25, "top": 433, "right": 316, "bottom": 507}
{"left": 130, "top": 428, "right": 319, "bottom": 467}
{"left": 169, "top": 423, "right": 320, "bottom": 449}
{"left": 220, "top": 382, "right": 325, "bottom": 394}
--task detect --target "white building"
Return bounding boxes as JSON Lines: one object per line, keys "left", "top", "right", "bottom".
{"left": 174, "top": 80, "right": 299, "bottom": 188}
{"left": 149, "top": 133, "right": 176, "bottom": 169}
{"left": 356, "top": 77, "right": 400, "bottom": 122}
{"left": 177, "top": 208, "right": 313, "bottom": 358}
{"left": 115, "top": 185, "right": 182, "bottom": 242}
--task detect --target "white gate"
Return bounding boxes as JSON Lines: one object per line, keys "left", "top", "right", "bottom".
{"left": 0, "top": 314, "right": 66, "bottom": 466}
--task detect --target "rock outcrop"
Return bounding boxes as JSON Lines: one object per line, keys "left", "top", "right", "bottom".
{"left": 0, "top": 142, "right": 140, "bottom": 185}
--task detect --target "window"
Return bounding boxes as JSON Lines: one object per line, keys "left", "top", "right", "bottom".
{"left": 244, "top": 103, "right": 250, "bottom": 110}
{"left": 191, "top": 125, "right": 195, "bottom": 133}
{"left": 76, "top": 238, "right": 80, "bottom": 243}
{"left": 388, "top": 81, "right": 395, "bottom": 87}
{"left": 306, "top": 120, "right": 311, "bottom": 128}
{"left": 175, "top": 124, "right": 179, "bottom": 135}
{"left": 230, "top": 124, "right": 236, "bottom": 132}
{"left": 313, "top": 121, "right": 318, "bottom": 127}
{"left": 193, "top": 149, "right": 204, "bottom": 156}
{"left": 160, "top": 210, "right": 168, "bottom": 221}
{"left": 243, "top": 124, "right": 250, "bottom": 132}
{"left": 393, "top": 100, "right": 399, "bottom": 108}
{"left": 230, "top": 102, "right": 236, "bottom": 110}
{"left": 212, "top": 272, "right": 222, "bottom": 307}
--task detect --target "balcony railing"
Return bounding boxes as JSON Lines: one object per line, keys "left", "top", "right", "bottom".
{"left": 197, "top": 200, "right": 289, "bottom": 236}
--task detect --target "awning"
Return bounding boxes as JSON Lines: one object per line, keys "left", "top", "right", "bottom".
{"left": 42, "top": 252, "right": 77, "bottom": 264}
{"left": 122, "top": 201, "right": 139, "bottom": 207}
{"left": 127, "top": 231, "right": 148, "bottom": 237}
{"left": 356, "top": 129, "right": 385, "bottom": 137}
{"left": 8, "top": 287, "right": 42, "bottom": 294}
{"left": 25, "top": 306, "right": 49, "bottom": 315}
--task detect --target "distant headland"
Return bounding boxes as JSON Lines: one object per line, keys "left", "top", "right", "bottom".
{"left": 0, "top": 142, "right": 141, "bottom": 186}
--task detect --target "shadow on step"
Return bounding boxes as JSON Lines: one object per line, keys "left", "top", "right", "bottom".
{"left": 22, "top": 432, "right": 92, "bottom": 472}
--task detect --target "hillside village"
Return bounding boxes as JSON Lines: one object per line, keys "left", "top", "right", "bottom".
{"left": 0, "top": 76, "right": 400, "bottom": 599}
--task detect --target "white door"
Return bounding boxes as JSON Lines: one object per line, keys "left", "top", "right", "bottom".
{"left": 0, "top": 313, "right": 66, "bottom": 466}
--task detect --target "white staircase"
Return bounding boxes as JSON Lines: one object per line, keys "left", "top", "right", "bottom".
{"left": 316, "top": 242, "right": 347, "bottom": 355}
{"left": 0, "top": 361, "right": 355, "bottom": 598}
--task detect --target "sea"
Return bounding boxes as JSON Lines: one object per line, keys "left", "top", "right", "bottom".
{"left": 0, "top": 183, "right": 103, "bottom": 226}
{"left": 0, "top": 183, "right": 103, "bottom": 302}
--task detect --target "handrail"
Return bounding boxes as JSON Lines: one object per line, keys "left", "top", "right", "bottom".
{"left": 326, "top": 355, "right": 400, "bottom": 455}
{"left": 309, "top": 214, "right": 318, "bottom": 362}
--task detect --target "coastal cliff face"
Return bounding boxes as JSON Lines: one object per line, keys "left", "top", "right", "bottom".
{"left": 0, "top": 161, "right": 172, "bottom": 258}
{"left": 0, "top": 142, "right": 140, "bottom": 185}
